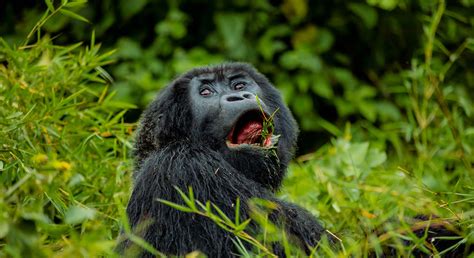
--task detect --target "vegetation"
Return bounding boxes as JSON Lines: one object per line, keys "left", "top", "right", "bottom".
{"left": 0, "top": 0, "right": 473, "bottom": 257}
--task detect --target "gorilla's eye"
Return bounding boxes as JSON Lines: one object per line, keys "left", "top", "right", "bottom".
{"left": 200, "top": 88, "right": 213, "bottom": 96}
{"left": 234, "top": 82, "right": 246, "bottom": 90}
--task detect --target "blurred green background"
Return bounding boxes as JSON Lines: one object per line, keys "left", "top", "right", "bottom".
{"left": 4, "top": 0, "right": 473, "bottom": 154}
{"left": 1, "top": 0, "right": 473, "bottom": 256}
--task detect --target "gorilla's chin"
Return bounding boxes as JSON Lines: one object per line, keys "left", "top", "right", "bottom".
{"left": 221, "top": 143, "right": 282, "bottom": 190}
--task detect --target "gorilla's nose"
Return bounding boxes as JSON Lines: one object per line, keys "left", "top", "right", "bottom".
{"left": 224, "top": 92, "right": 254, "bottom": 102}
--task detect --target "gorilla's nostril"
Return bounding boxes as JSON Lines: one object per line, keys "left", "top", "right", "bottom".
{"left": 243, "top": 93, "right": 252, "bottom": 99}
{"left": 227, "top": 96, "right": 244, "bottom": 102}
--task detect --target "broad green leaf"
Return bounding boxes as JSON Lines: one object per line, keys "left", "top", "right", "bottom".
{"left": 348, "top": 3, "right": 378, "bottom": 28}
{"left": 312, "top": 74, "right": 333, "bottom": 98}
{"left": 64, "top": 206, "right": 96, "bottom": 225}
{"left": 367, "top": 148, "right": 387, "bottom": 168}
{"left": 346, "top": 142, "right": 369, "bottom": 166}
{"left": 215, "top": 13, "right": 246, "bottom": 58}
{"left": 115, "top": 38, "right": 143, "bottom": 59}
{"left": 119, "top": 0, "right": 147, "bottom": 19}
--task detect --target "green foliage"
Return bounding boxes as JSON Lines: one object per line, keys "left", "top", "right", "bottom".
{"left": 0, "top": 0, "right": 473, "bottom": 257}
{"left": 3, "top": 0, "right": 473, "bottom": 136}
{"left": 0, "top": 12, "right": 134, "bottom": 256}
{"left": 284, "top": 133, "right": 473, "bottom": 256}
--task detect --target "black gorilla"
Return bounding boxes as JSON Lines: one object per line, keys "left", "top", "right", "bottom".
{"left": 119, "top": 63, "right": 469, "bottom": 257}
{"left": 120, "top": 63, "right": 326, "bottom": 257}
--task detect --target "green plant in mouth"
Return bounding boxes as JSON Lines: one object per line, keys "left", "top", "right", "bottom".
{"left": 256, "top": 95, "right": 280, "bottom": 148}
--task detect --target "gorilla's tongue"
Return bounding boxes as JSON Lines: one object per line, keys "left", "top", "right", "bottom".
{"left": 235, "top": 121, "right": 263, "bottom": 144}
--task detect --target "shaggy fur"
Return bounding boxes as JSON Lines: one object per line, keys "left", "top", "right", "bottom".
{"left": 119, "top": 63, "right": 326, "bottom": 257}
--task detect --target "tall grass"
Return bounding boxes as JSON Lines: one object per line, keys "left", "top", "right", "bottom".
{"left": 0, "top": 3, "right": 135, "bottom": 256}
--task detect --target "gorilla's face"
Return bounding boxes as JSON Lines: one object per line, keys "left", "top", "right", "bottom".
{"left": 188, "top": 70, "right": 277, "bottom": 150}
{"left": 136, "top": 63, "right": 297, "bottom": 189}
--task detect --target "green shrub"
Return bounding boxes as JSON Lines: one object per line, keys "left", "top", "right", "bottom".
{"left": 3, "top": 1, "right": 473, "bottom": 139}
{"left": 0, "top": 15, "right": 134, "bottom": 256}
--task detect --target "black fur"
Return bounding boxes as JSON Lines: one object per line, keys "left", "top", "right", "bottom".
{"left": 119, "top": 63, "right": 326, "bottom": 257}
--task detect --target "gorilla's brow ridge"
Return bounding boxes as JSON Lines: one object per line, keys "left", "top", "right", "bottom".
{"left": 228, "top": 72, "right": 247, "bottom": 81}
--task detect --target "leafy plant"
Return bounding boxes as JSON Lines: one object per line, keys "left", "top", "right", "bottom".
{"left": 0, "top": 4, "right": 135, "bottom": 256}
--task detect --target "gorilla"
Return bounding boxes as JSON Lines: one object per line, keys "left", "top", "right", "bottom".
{"left": 120, "top": 63, "right": 326, "bottom": 257}
{"left": 118, "top": 63, "right": 469, "bottom": 257}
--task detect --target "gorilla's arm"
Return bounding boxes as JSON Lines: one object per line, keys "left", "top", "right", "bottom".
{"left": 272, "top": 201, "right": 329, "bottom": 253}
{"left": 123, "top": 142, "right": 325, "bottom": 257}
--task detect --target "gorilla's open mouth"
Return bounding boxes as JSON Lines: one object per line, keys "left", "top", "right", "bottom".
{"left": 226, "top": 110, "right": 273, "bottom": 148}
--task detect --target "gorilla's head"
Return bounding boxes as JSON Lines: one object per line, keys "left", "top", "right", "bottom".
{"left": 135, "top": 63, "right": 298, "bottom": 190}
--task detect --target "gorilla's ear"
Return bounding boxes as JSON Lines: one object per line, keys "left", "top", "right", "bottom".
{"left": 134, "top": 79, "right": 192, "bottom": 169}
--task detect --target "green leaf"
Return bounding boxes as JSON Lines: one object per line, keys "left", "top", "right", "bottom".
{"left": 0, "top": 220, "right": 9, "bottom": 238}
{"left": 45, "top": 0, "right": 55, "bottom": 12}
{"left": 215, "top": 13, "right": 246, "bottom": 58}
{"left": 204, "top": 201, "right": 212, "bottom": 217}
{"left": 212, "top": 204, "right": 235, "bottom": 227}
{"left": 174, "top": 186, "right": 197, "bottom": 210}
{"left": 64, "top": 206, "right": 96, "bottom": 225}
{"left": 127, "top": 234, "right": 163, "bottom": 256}
{"left": 367, "top": 148, "right": 387, "bottom": 168}
{"left": 348, "top": 3, "right": 378, "bottom": 28}
{"left": 235, "top": 198, "right": 241, "bottom": 226}
{"left": 312, "top": 74, "right": 333, "bottom": 98}
{"left": 317, "top": 118, "right": 341, "bottom": 136}
{"left": 233, "top": 219, "right": 251, "bottom": 233}
{"left": 376, "top": 101, "right": 401, "bottom": 121}
{"left": 367, "top": 0, "right": 399, "bottom": 10}
{"left": 358, "top": 100, "right": 377, "bottom": 122}
{"left": 157, "top": 199, "right": 193, "bottom": 213}
{"left": 257, "top": 25, "right": 290, "bottom": 60}
{"left": 115, "top": 38, "right": 143, "bottom": 59}
{"left": 292, "top": 94, "right": 313, "bottom": 117}
{"left": 119, "top": 0, "right": 147, "bottom": 19}
{"left": 59, "top": 8, "right": 89, "bottom": 23}
{"left": 314, "top": 28, "right": 334, "bottom": 53}
{"left": 279, "top": 50, "right": 322, "bottom": 72}
{"left": 101, "top": 101, "right": 138, "bottom": 109}
{"left": 346, "top": 142, "right": 369, "bottom": 166}
{"left": 65, "top": 0, "right": 88, "bottom": 8}
{"left": 7, "top": 111, "right": 23, "bottom": 119}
